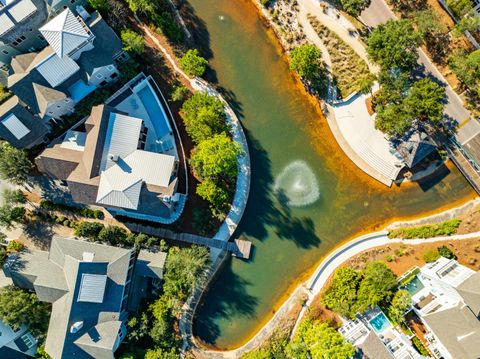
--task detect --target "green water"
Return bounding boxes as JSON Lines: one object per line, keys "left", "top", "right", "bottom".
{"left": 188, "top": 0, "right": 475, "bottom": 349}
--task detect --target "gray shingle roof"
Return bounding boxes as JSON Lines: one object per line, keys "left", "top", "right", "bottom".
{"left": 396, "top": 132, "right": 436, "bottom": 168}
{"left": 358, "top": 332, "right": 394, "bottom": 359}
{"left": 423, "top": 304, "right": 480, "bottom": 359}
{"left": 457, "top": 272, "right": 480, "bottom": 317}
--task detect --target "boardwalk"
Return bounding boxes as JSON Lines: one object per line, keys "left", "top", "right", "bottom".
{"left": 124, "top": 222, "right": 252, "bottom": 259}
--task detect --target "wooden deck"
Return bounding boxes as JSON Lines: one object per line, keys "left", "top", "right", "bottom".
{"left": 124, "top": 222, "right": 252, "bottom": 259}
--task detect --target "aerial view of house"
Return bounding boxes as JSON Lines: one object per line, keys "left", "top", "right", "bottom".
{"left": 0, "top": 0, "right": 479, "bottom": 358}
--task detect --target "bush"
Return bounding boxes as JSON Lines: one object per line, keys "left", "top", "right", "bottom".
{"left": 423, "top": 249, "right": 441, "bottom": 263}
{"left": 121, "top": 29, "right": 144, "bottom": 55}
{"left": 6, "top": 240, "right": 24, "bottom": 253}
{"left": 385, "top": 255, "right": 394, "bottom": 262}
{"left": 74, "top": 221, "right": 105, "bottom": 239}
{"left": 437, "top": 245, "right": 456, "bottom": 259}
{"left": 39, "top": 200, "right": 104, "bottom": 219}
{"left": 63, "top": 219, "right": 71, "bottom": 227}
{"left": 412, "top": 336, "right": 429, "bottom": 356}
{"left": 289, "top": 44, "right": 323, "bottom": 81}
{"left": 388, "top": 219, "right": 461, "bottom": 239}
{"left": 180, "top": 49, "right": 208, "bottom": 77}
{"left": 170, "top": 85, "right": 190, "bottom": 102}
{"left": 446, "top": 0, "right": 472, "bottom": 17}
{"left": 154, "top": 12, "right": 183, "bottom": 43}
{"left": 3, "top": 189, "right": 26, "bottom": 206}
{"left": 97, "top": 225, "right": 128, "bottom": 246}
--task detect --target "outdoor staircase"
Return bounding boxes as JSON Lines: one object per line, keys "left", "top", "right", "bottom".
{"left": 357, "top": 146, "right": 402, "bottom": 180}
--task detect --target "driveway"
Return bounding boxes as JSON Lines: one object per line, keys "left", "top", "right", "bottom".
{"left": 360, "top": 0, "right": 477, "bottom": 143}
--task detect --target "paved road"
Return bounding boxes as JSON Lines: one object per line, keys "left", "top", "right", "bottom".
{"left": 360, "top": 0, "right": 479, "bottom": 144}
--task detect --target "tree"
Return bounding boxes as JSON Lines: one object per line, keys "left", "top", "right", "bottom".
{"left": 97, "top": 225, "right": 128, "bottom": 245}
{"left": 375, "top": 103, "right": 412, "bottom": 138}
{"left": 367, "top": 19, "right": 422, "bottom": 71}
{"left": 404, "top": 78, "right": 445, "bottom": 123}
{"left": 322, "top": 267, "right": 361, "bottom": 318}
{"left": 144, "top": 347, "right": 178, "bottom": 359}
{"left": 162, "top": 246, "right": 209, "bottom": 310}
{"left": 74, "top": 221, "right": 104, "bottom": 239}
{"left": 356, "top": 261, "right": 397, "bottom": 312}
{"left": 0, "top": 286, "right": 49, "bottom": 336}
{"left": 126, "top": 312, "right": 150, "bottom": 342}
{"left": 180, "top": 92, "right": 227, "bottom": 144}
{"left": 190, "top": 133, "right": 242, "bottom": 181}
{"left": 126, "top": 0, "right": 154, "bottom": 14}
{"left": 88, "top": 0, "right": 110, "bottom": 11}
{"left": 449, "top": 50, "right": 480, "bottom": 92}
{"left": 0, "top": 143, "right": 32, "bottom": 185}
{"left": 36, "top": 344, "right": 52, "bottom": 359}
{"left": 358, "top": 74, "right": 376, "bottom": 96}
{"left": 196, "top": 180, "right": 230, "bottom": 209}
{"left": 121, "top": 29, "right": 144, "bottom": 55}
{"left": 415, "top": 10, "right": 447, "bottom": 38}
{"left": 289, "top": 44, "right": 323, "bottom": 81}
{"left": 288, "top": 320, "right": 355, "bottom": 359}
{"left": 3, "top": 189, "right": 26, "bottom": 206}
{"left": 180, "top": 49, "right": 208, "bottom": 77}
{"left": 453, "top": 15, "right": 480, "bottom": 37}
{"left": 0, "top": 205, "right": 25, "bottom": 230}
{"left": 437, "top": 245, "right": 456, "bottom": 259}
{"left": 387, "top": 290, "right": 411, "bottom": 324}
{"left": 340, "top": 0, "right": 371, "bottom": 17}
{"left": 170, "top": 85, "right": 189, "bottom": 102}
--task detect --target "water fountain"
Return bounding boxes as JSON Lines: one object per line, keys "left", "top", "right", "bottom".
{"left": 274, "top": 160, "right": 320, "bottom": 207}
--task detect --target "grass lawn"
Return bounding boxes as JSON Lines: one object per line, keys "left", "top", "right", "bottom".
{"left": 308, "top": 15, "right": 372, "bottom": 98}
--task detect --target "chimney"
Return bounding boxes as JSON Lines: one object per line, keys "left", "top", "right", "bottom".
{"left": 109, "top": 154, "right": 119, "bottom": 162}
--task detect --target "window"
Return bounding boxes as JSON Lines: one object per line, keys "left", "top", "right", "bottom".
{"left": 56, "top": 105, "right": 61, "bottom": 108}
{"left": 107, "top": 65, "right": 115, "bottom": 71}
{"left": 2, "top": 50, "right": 8, "bottom": 55}
{"left": 110, "top": 72, "right": 118, "bottom": 79}
{"left": 99, "top": 80, "right": 107, "bottom": 87}
{"left": 21, "top": 334, "right": 35, "bottom": 349}
{"left": 64, "top": 98, "right": 70, "bottom": 103}
{"left": 95, "top": 73, "right": 103, "bottom": 79}
{"left": 48, "top": 111, "right": 53, "bottom": 115}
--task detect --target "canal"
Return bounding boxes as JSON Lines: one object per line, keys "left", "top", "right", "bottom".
{"left": 188, "top": 0, "right": 476, "bottom": 349}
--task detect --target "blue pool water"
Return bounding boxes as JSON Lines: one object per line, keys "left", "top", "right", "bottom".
{"left": 370, "top": 313, "right": 390, "bottom": 333}
{"left": 68, "top": 80, "right": 97, "bottom": 102}
{"left": 404, "top": 276, "right": 425, "bottom": 296}
{"left": 136, "top": 82, "right": 172, "bottom": 139}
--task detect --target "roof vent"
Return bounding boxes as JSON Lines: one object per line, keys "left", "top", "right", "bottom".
{"left": 82, "top": 252, "right": 95, "bottom": 262}
{"left": 109, "top": 154, "right": 119, "bottom": 162}
{"left": 70, "top": 321, "right": 84, "bottom": 334}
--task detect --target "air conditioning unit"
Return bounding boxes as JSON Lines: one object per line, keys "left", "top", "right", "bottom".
{"left": 70, "top": 321, "right": 84, "bottom": 334}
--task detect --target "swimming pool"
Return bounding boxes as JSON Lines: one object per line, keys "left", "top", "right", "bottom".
{"left": 370, "top": 312, "right": 390, "bottom": 333}
{"left": 404, "top": 276, "right": 425, "bottom": 296}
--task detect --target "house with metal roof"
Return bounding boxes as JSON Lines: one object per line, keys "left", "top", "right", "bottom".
{"left": 399, "top": 258, "right": 480, "bottom": 359}
{"left": 0, "top": 7, "right": 125, "bottom": 148}
{"left": 3, "top": 236, "right": 167, "bottom": 359}
{"left": 0, "top": 0, "right": 88, "bottom": 71}
{"left": 36, "top": 74, "right": 187, "bottom": 224}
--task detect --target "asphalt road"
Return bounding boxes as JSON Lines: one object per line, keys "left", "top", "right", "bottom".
{"left": 360, "top": 0, "right": 479, "bottom": 144}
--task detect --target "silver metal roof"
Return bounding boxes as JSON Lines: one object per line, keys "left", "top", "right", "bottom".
{"left": 7, "top": 0, "right": 36, "bottom": 22}
{"left": 35, "top": 52, "right": 80, "bottom": 87}
{"left": 77, "top": 273, "right": 107, "bottom": 303}
{"left": 1, "top": 113, "right": 30, "bottom": 139}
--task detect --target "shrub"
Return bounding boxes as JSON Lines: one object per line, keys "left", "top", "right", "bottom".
{"left": 3, "top": 189, "right": 26, "bottom": 206}
{"left": 180, "top": 49, "right": 208, "bottom": 77}
{"left": 40, "top": 200, "right": 104, "bottom": 219}
{"left": 437, "top": 245, "right": 456, "bottom": 259}
{"left": 423, "top": 249, "right": 441, "bottom": 263}
{"left": 388, "top": 219, "right": 461, "bottom": 239}
{"left": 385, "top": 255, "right": 393, "bottom": 262}
{"left": 121, "top": 29, "right": 144, "bottom": 55}
{"left": 412, "top": 336, "right": 429, "bottom": 356}
{"left": 170, "top": 85, "right": 190, "bottom": 102}
{"left": 93, "top": 210, "right": 104, "bottom": 219}
{"left": 63, "top": 219, "right": 71, "bottom": 227}
{"left": 97, "top": 226, "right": 128, "bottom": 245}
{"left": 74, "top": 221, "right": 105, "bottom": 239}
{"left": 289, "top": 44, "right": 323, "bottom": 81}
{"left": 7, "top": 240, "right": 24, "bottom": 252}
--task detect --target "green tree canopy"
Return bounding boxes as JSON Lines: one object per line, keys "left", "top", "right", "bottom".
{"left": 121, "top": 29, "right": 144, "bottom": 55}
{"left": 3, "top": 189, "right": 26, "bottom": 206}
{"left": 453, "top": 15, "right": 480, "bottom": 37}
{"left": 180, "top": 49, "right": 208, "bottom": 77}
{"left": 322, "top": 266, "right": 361, "bottom": 318}
{"left": 414, "top": 9, "right": 447, "bottom": 38}
{"left": 288, "top": 320, "right": 355, "bottom": 359}
{"left": 74, "top": 221, "right": 105, "bottom": 239}
{"left": 0, "top": 205, "right": 25, "bottom": 230}
{"left": 180, "top": 92, "right": 227, "bottom": 144}
{"left": 144, "top": 347, "right": 179, "bottom": 359}
{"left": 196, "top": 179, "right": 230, "bottom": 209}
{"left": 340, "top": 0, "right": 371, "bottom": 17}
{"left": 0, "top": 143, "right": 32, "bottom": 185}
{"left": 97, "top": 225, "right": 128, "bottom": 245}
{"left": 375, "top": 103, "right": 412, "bottom": 138}
{"left": 356, "top": 261, "right": 397, "bottom": 312}
{"left": 0, "top": 285, "right": 49, "bottom": 336}
{"left": 289, "top": 44, "right": 323, "bottom": 81}
{"left": 88, "top": 0, "right": 110, "bottom": 11}
{"left": 190, "top": 133, "right": 242, "bottom": 181}
{"left": 387, "top": 289, "right": 411, "bottom": 324}
{"left": 404, "top": 78, "right": 445, "bottom": 123}
{"left": 367, "top": 19, "right": 422, "bottom": 71}
{"left": 449, "top": 49, "right": 480, "bottom": 92}
{"left": 437, "top": 245, "right": 456, "bottom": 259}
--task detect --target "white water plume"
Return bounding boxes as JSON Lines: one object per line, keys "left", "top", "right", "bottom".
{"left": 274, "top": 160, "right": 320, "bottom": 207}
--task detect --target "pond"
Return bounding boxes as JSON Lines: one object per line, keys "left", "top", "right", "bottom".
{"left": 187, "top": 0, "right": 475, "bottom": 349}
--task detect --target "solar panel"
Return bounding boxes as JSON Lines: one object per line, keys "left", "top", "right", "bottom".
{"left": 77, "top": 273, "right": 107, "bottom": 303}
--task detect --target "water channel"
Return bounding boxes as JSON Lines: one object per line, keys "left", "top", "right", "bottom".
{"left": 188, "top": 0, "right": 476, "bottom": 349}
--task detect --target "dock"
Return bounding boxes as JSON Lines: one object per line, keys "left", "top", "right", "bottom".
{"left": 124, "top": 222, "right": 252, "bottom": 259}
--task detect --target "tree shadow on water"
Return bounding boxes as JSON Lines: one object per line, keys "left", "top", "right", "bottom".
{"left": 236, "top": 130, "right": 321, "bottom": 249}
{"left": 192, "top": 256, "right": 258, "bottom": 346}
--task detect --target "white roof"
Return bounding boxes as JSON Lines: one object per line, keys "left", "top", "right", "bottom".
{"left": 39, "top": 8, "right": 90, "bottom": 58}
{"left": 1, "top": 113, "right": 30, "bottom": 139}
{"left": 77, "top": 273, "right": 107, "bottom": 303}
{"left": 101, "top": 112, "right": 143, "bottom": 171}
{"left": 60, "top": 130, "right": 86, "bottom": 152}
{"left": 0, "top": 14, "right": 14, "bottom": 35}
{"left": 7, "top": 0, "right": 36, "bottom": 22}
{"left": 35, "top": 52, "right": 80, "bottom": 88}
{"left": 96, "top": 175, "right": 143, "bottom": 210}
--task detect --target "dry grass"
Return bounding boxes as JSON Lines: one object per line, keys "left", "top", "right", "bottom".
{"left": 308, "top": 15, "right": 371, "bottom": 98}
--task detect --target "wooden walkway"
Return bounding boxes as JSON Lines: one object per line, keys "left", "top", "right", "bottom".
{"left": 447, "top": 144, "right": 480, "bottom": 195}
{"left": 124, "top": 222, "right": 252, "bottom": 259}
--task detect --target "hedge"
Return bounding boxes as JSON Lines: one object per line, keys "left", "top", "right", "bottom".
{"left": 39, "top": 200, "right": 103, "bottom": 219}
{"left": 388, "top": 219, "right": 461, "bottom": 239}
